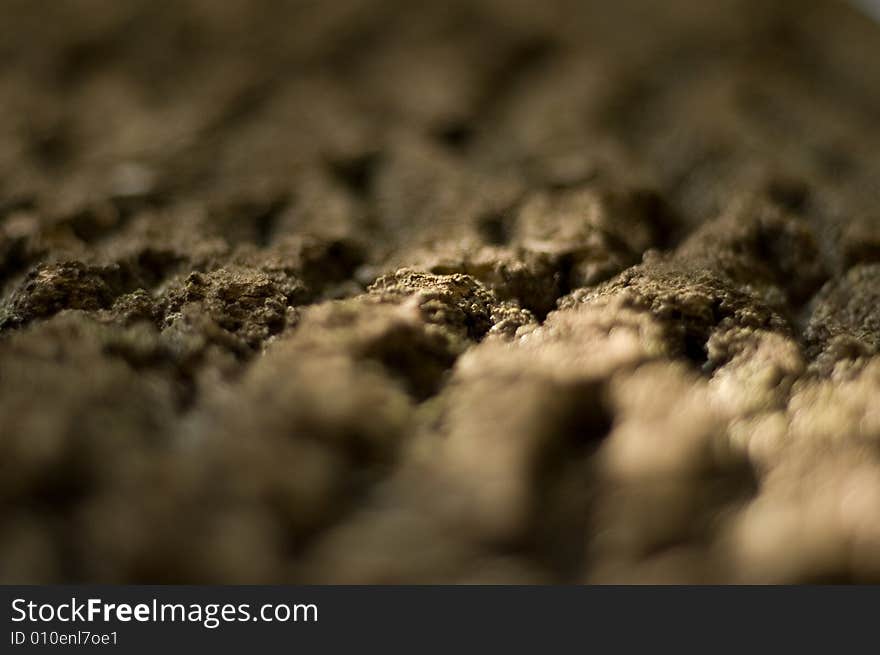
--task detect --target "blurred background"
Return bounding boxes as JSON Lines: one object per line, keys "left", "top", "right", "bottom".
{"left": 854, "top": 0, "right": 880, "bottom": 20}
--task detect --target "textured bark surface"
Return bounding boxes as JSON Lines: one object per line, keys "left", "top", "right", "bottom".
{"left": 2, "top": 0, "right": 880, "bottom": 583}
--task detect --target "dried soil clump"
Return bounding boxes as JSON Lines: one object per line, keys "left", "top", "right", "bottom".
{"left": 3, "top": 0, "right": 880, "bottom": 583}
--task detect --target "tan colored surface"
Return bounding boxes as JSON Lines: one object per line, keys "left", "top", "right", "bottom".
{"left": 2, "top": 0, "right": 880, "bottom": 583}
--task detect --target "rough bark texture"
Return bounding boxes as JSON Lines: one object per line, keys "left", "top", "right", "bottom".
{"left": 2, "top": 0, "right": 880, "bottom": 583}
